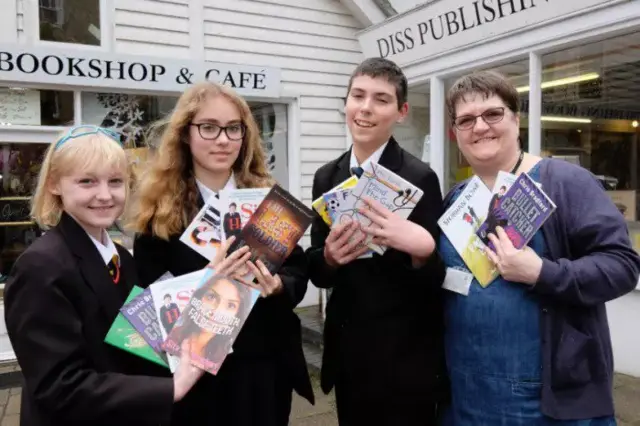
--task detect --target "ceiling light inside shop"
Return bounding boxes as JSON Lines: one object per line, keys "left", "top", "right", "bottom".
{"left": 541, "top": 116, "right": 592, "bottom": 124}
{"left": 516, "top": 72, "right": 600, "bottom": 93}
{"left": 633, "top": 120, "right": 639, "bottom": 128}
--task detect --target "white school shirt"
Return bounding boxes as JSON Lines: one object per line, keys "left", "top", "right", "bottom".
{"left": 88, "top": 229, "right": 120, "bottom": 266}
{"left": 196, "top": 174, "right": 237, "bottom": 201}
{"left": 349, "top": 141, "right": 389, "bottom": 172}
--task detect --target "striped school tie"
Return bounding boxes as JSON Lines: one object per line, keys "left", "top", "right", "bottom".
{"left": 107, "top": 254, "right": 120, "bottom": 284}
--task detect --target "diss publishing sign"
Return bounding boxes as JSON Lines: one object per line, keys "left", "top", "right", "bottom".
{"left": 357, "top": 0, "right": 612, "bottom": 67}
{"left": 0, "top": 44, "right": 281, "bottom": 98}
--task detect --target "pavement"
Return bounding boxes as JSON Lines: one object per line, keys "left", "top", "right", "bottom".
{"left": 0, "top": 368, "right": 638, "bottom": 425}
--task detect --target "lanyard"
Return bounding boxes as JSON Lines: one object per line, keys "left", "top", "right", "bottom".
{"left": 510, "top": 150, "right": 524, "bottom": 174}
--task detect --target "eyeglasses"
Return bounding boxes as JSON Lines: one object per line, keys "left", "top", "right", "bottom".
{"left": 54, "top": 125, "right": 123, "bottom": 150}
{"left": 190, "top": 123, "right": 245, "bottom": 141}
{"left": 453, "top": 107, "right": 506, "bottom": 130}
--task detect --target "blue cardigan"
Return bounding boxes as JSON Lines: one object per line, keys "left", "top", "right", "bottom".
{"left": 444, "top": 158, "right": 640, "bottom": 419}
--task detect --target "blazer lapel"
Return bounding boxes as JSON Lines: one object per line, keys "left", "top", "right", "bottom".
{"left": 58, "top": 213, "right": 124, "bottom": 321}
{"left": 333, "top": 148, "right": 353, "bottom": 187}
{"left": 377, "top": 137, "right": 403, "bottom": 173}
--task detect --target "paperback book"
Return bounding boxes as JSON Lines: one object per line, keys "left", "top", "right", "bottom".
{"left": 333, "top": 161, "right": 423, "bottom": 255}
{"left": 476, "top": 172, "right": 556, "bottom": 251}
{"left": 438, "top": 176, "right": 498, "bottom": 287}
{"left": 104, "top": 286, "right": 168, "bottom": 368}
{"left": 163, "top": 269, "right": 261, "bottom": 375}
{"left": 149, "top": 269, "right": 208, "bottom": 372}
{"left": 120, "top": 288, "right": 164, "bottom": 355}
{"left": 311, "top": 175, "right": 359, "bottom": 226}
{"left": 232, "top": 184, "right": 314, "bottom": 275}
{"left": 220, "top": 187, "right": 270, "bottom": 252}
{"left": 179, "top": 194, "right": 224, "bottom": 261}
{"left": 323, "top": 188, "right": 373, "bottom": 258}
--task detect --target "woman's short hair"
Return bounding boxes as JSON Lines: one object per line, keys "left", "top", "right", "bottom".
{"left": 446, "top": 70, "right": 520, "bottom": 120}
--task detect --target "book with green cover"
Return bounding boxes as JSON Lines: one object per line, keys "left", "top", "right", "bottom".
{"left": 104, "top": 285, "right": 169, "bottom": 368}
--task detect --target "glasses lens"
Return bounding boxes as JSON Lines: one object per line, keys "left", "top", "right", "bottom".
{"left": 455, "top": 117, "right": 475, "bottom": 130}
{"left": 483, "top": 108, "right": 505, "bottom": 123}
{"left": 226, "top": 124, "right": 245, "bottom": 141}
{"left": 198, "top": 123, "right": 222, "bottom": 139}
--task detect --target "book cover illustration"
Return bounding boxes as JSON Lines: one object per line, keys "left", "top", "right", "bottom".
{"left": 163, "top": 269, "right": 260, "bottom": 375}
{"left": 323, "top": 188, "right": 373, "bottom": 259}
{"left": 232, "top": 184, "right": 314, "bottom": 275}
{"left": 334, "top": 161, "right": 424, "bottom": 255}
{"left": 105, "top": 286, "right": 168, "bottom": 368}
{"left": 120, "top": 288, "right": 164, "bottom": 355}
{"left": 179, "top": 193, "right": 224, "bottom": 261}
{"left": 149, "top": 269, "right": 208, "bottom": 372}
{"left": 220, "top": 187, "right": 270, "bottom": 252}
{"left": 476, "top": 172, "right": 556, "bottom": 251}
{"left": 438, "top": 176, "right": 498, "bottom": 287}
{"left": 311, "top": 176, "right": 359, "bottom": 226}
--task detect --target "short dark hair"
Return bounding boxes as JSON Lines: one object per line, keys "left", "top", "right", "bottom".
{"left": 164, "top": 294, "right": 171, "bottom": 300}
{"left": 346, "top": 57, "right": 408, "bottom": 109}
{"left": 446, "top": 70, "right": 520, "bottom": 120}
{"left": 229, "top": 202, "right": 237, "bottom": 208}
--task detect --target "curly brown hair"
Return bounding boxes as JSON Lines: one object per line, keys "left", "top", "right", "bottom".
{"left": 128, "top": 82, "right": 274, "bottom": 240}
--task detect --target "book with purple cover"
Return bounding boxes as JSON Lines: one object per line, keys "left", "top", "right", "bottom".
{"left": 120, "top": 288, "right": 164, "bottom": 355}
{"left": 476, "top": 172, "right": 556, "bottom": 251}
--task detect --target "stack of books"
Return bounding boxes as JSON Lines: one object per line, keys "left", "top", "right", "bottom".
{"left": 105, "top": 183, "right": 314, "bottom": 375}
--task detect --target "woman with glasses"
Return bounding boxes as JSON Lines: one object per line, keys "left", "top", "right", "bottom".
{"left": 438, "top": 71, "right": 639, "bottom": 425}
{"left": 129, "top": 82, "right": 313, "bottom": 426}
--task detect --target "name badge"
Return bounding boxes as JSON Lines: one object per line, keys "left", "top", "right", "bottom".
{"left": 442, "top": 267, "right": 473, "bottom": 296}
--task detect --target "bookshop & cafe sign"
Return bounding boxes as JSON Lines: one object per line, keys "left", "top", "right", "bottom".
{"left": 0, "top": 44, "right": 281, "bottom": 98}
{"left": 357, "top": 0, "right": 612, "bottom": 67}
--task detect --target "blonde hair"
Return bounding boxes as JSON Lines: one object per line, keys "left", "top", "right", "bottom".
{"left": 129, "top": 82, "right": 274, "bottom": 240}
{"left": 31, "top": 131, "right": 129, "bottom": 229}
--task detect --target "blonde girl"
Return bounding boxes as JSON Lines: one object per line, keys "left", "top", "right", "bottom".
{"left": 3, "top": 126, "right": 208, "bottom": 426}
{"left": 130, "top": 82, "right": 314, "bottom": 426}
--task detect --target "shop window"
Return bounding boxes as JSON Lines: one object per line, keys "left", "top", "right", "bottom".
{"left": 394, "top": 83, "right": 430, "bottom": 163}
{"left": 0, "top": 143, "right": 48, "bottom": 283}
{"left": 445, "top": 58, "right": 530, "bottom": 190}
{"left": 0, "top": 87, "right": 74, "bottom": 126}
{"left": 250, "top": 103, "right": 289, "bottom": 190}
{"left": 81, "top": 92, "right": 178, "bottom": 148}
{"left": 39, "top": 0, "right": 101, "bottom": 46}
{"left": 540, "top": 31, "right": 640, "bottom": 251}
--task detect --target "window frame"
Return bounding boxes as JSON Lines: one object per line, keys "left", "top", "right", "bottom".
{"left": 25, "top": 0, "right": 113, "bottom": 51}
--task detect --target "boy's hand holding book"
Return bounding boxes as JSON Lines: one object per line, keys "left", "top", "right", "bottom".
{"left": 324, "top": 219, "right": 370, "bottom": 268}
{"left": 358, "top": 197, "right": 436, "bottom": 266}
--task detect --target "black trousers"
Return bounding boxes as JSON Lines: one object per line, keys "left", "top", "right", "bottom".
{"left": 334, "top": 377, "right": 440, "bottom": 426}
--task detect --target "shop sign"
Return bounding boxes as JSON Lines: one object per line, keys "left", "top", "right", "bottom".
{"left": 358, "top": 0, "right": 613, "bottom": 67}
{"left": 0, "top": 197, "right": 32, "bottom": 225}
{"left": 0, "top": 44, "right": 281, "bottom": 98}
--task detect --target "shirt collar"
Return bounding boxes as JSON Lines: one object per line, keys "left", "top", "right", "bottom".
{"left": 349, "top": 141, "right": 389, "bottom": 171}
{"left": 196, "top": 174, "right": 237, "bottom": 201}
{"left": 88, "top": 229, "right": 119, "bottom": 266}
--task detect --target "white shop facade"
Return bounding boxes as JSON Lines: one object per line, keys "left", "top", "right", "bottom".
{"left": 356, "top": 0, "right": 640, "bottom": 376}
{"left": 0, "top": 0, "right": 371, "bottom": 361}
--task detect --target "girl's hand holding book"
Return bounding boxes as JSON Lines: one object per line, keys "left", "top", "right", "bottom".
{"left": 207, "top": 236, "right": 252, "bottom": 278}
{"left": 173, "top": 340, "right": 205, "bottom": 401}
{"left": 243, "top": 259, "right": 283, "bottom": 297}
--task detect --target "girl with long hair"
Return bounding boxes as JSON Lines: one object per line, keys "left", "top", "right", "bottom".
{"left": 129, "top": 82, "right": 314, "bottom": 426}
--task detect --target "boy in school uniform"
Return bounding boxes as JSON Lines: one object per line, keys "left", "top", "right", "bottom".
{"left": 306, "top": 58, "right": 448, "bottom": 425}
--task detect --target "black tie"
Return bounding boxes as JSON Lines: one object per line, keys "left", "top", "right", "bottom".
{"left": 350, "top": 166, "right": 364, "bottom": 178}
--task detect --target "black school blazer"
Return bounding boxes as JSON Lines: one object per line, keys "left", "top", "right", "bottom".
{"left": 4, "top": 213, "right": 173, "bottom": 426}
{"left": 133, "top": 198, "right": 315, "bottom": 406}
{"left": 306, "top": 138, "right": 449, "bottom": 402}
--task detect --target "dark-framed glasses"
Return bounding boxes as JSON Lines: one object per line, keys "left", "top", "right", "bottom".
{"left": 54, "top": 125, "right": 123, "bottom": 151}
{"left": 453, "top": 107, "right": 506, "bottom": 130}
{"left": 190, "top": 122, "right": 245, "bottom": 141}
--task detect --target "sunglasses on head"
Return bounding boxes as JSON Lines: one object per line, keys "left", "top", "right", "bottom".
{"left": 54, "top": 125, "right": 124, "bottom": 151}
